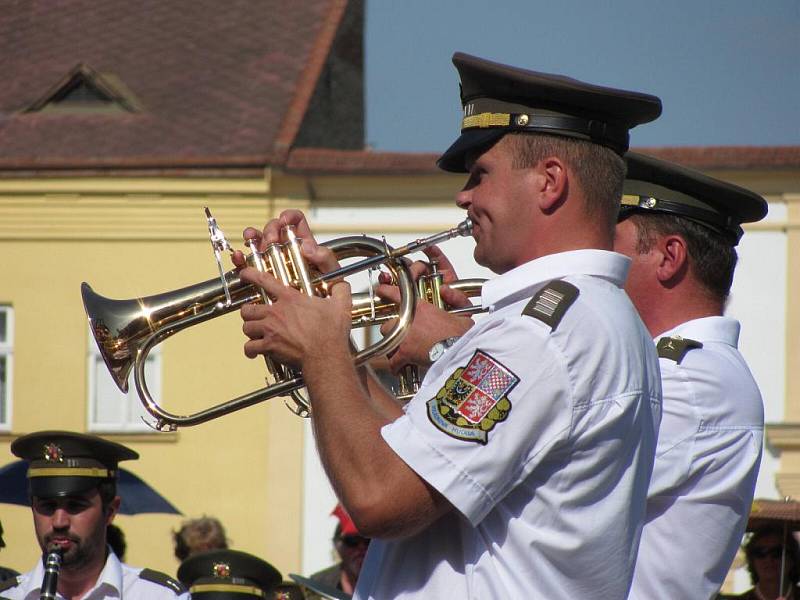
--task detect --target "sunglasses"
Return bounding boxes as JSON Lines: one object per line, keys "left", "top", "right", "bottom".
{"left": 751, "top": 545, "right": 784, "bottom": 560}
{"left": 339, "top": 535, "right": 370, "bottom": 548}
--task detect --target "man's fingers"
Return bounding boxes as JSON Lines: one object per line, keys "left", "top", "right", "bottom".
{"left": 239, "top": 267, "right": 288, "bottom": 301}
{"left": 422, "top": 246, "right": 460, "bottom": 283}
{"left": 231, "top": 249, "right": 248, "bottom": 269}
{"left": 375, "top": 283, "right": 402, "bottom": 304}
{"left": 440, "top": 285, "right": 472, "bottom": 309}
{"left": 408, "top": 260, "right": 430, "bottom": 280}
{"left": 327, "top": 278, "right": 352, "bottom": 304}
{"left": 242, "top": 227, "right": 263, "bottom": 243}
{"left": 304, "top": 243, "right": 340, "bottom": 273}
{"left": 243, "top": 339, "right": 265, "bottom": 359}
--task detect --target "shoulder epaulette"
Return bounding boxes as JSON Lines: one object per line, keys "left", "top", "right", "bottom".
{"left": 138, "top": 568, "right": 186, "bottom": 595}
{"left": 522, "top": 279, "right": 579, "bottom": 331}
{"left": 0, "top": 575, "right": 20, "bottom": 594}
{"left": 656, "top": 336, "right": 703, "bottom": 363}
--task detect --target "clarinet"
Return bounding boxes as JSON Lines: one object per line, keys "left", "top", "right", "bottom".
{"left": 40, "top": 544, "right": 63, "bottom": 600}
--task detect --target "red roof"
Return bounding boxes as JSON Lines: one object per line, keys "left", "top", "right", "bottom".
{"left": 0, "top": 3, "right": 795, "bottom": 177}
{"left": 0, "top": 0, "right": 354, "bottom": 169}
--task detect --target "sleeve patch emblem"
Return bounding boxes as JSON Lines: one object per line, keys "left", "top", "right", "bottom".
{"left": 427, "top": 350, "right": 518, "bottom": 444}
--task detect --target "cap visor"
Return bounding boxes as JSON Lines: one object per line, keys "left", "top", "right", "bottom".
{"left": 437, "top": 129, "right": 506, "bottom": 173}
{"left": 30, "top": 476, "right": 104, "bottom": 498}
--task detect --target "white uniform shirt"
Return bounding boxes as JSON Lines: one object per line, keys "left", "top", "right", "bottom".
{"left": 355, "top": 250, "right": 662, "bottom": 600}
{"left": 628, "top": 316, "right": 764, "bottom": 600}
{"left": 0, "top": 549, "right": 188, "bottom": 600}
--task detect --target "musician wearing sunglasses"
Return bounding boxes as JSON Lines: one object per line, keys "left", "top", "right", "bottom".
{"left": 0, "top": 431, "right": 188, "bottom": 600}
{"left": 719, "top": 525, "right": 800, "bottom": 600}
{"left": 236, "top": 52, "right": 663, "bottom": 599}
{"left": 306, "top": 504, "right": 369, "bottom": 599}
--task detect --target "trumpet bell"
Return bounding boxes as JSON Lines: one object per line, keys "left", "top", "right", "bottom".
{"left": 82, "top": 272, "right": 255, "bottom": 394}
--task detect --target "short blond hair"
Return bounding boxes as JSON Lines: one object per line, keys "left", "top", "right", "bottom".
{"left": 503, "top": 132, "right": 626, "bottom": 237}
{"left": 173, "top": 515, "right": 228, "bottom": 561}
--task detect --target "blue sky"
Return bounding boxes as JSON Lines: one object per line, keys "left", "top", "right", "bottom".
{"left": 364, "top": 0, "right": 799, "bottom": 152}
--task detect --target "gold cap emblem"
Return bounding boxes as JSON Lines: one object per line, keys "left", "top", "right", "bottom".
{"left": 43, "top": 443, "right": 63, "bottom": 462}
{"left": 212, "top": 562, "right": 231, "bottom": 578}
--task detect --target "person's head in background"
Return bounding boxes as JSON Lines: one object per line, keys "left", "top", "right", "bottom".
{"left": 744, "top": 525, "right": 800, "bottom": 592}
{"left": 106, "top": 523, "right": 126, "bottom": 562}
{"left": 332, "top": 504, "right": 369, "bottom": 592}
{"left": 173, "top": 516, "right": 228, "bottom": 562}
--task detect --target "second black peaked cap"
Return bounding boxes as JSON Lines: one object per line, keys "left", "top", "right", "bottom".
{"left": 437, "top": 52, "right": 663, "bottom": 173}
{"left": 621, "top": 152, "right": 768, "bottom": 245}
{"left": 177, "top": 549, "right": 282, "bottom": 599}
{"left": 11, "top": 430, "right": 138, "bottom": 498}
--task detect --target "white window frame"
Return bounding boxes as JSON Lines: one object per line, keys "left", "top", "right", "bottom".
{"left": 87, "top": 329, "right": 161, "bottom": 433}
{"left": 0, "top": 306, "right": 13, "bottom": 431}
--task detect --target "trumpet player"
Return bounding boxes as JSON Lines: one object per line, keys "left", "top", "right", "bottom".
{"left": 236, "top": 52, "right": 663, "bottom": 599}
{"left": 0, "top": 431, "right": 187, "bottom": 600}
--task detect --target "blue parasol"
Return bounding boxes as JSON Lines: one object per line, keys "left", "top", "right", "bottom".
{"left": 0, "top": 460, "right": 181, "bottom": 515}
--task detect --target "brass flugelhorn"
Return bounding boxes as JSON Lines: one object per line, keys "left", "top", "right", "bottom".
{"left": 82, "top": 209, "right": 473, "bottom": 431}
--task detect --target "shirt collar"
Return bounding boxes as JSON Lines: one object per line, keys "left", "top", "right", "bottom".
{"left": 89, "top": 548, "right": 123, "bottom": 597}
{"left": 480, "top": 249, "right": 630, "bottom": 310}
{"left": 658, "top": 315, "right": 740, "bottom": 347}
{"left": 25, "top": 548, "right": 122, "bottom": 599}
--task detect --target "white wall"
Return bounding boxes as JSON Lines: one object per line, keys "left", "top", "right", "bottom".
{"left": 728, "top": 202, "right": 787, "bottom": 501}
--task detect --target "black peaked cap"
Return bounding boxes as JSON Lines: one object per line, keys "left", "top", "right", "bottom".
{"left": 622, "top": 151, "right": 768, "bottom": 245}
{"left": 11, "top": 430, "right": 138, "bottom": 498}
{"left": 437, "top": 52, "right": 662, "bottom": 172}
{"left": 178, "top": 549, "right": 282, "bottom": 599}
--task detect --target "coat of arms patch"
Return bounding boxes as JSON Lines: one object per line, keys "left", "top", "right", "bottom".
{"left": 427, "top": 350, "right": 518, "bottom": 444}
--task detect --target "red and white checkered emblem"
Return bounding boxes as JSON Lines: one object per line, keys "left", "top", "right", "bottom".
{"left": 456, "top": 352, "right": 518, "bottom": 423}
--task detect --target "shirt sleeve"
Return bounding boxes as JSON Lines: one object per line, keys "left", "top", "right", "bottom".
{"left": 382, "top": 313, "right": 574, "bottom": 525}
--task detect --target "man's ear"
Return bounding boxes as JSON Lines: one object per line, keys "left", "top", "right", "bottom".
{"left": 538, "top": 157, "right": 567, "bottom": 212}
{"left": 656, "top": 234, "right": 688, "bottom": 283}
{"left": 105, "top": 496, "right": 121, "bottom": 524}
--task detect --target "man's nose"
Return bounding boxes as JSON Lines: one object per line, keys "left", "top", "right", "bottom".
{"left": 51, "top": 508, "right": 70, "bottom": 529}
{"left": 455, "top": 188, "right": 471, "bottom": 209}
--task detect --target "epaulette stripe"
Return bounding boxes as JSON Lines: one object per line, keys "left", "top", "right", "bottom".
{"left": 0, "top": 575, "right": 20, "bottom": 594}
{"left": 522, "top": 279, "right": 580, "bottom": 331}
{"left": 139, "top": 568, "right": 186, "bottom": 594}
{"left": 656, "top": 336, "right": 703, "bottom": 363}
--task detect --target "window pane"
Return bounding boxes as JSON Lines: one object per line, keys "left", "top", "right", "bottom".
{"left": 0, "top": 356, "right": 6, "bottom": 423}
{"left": 88, "top": 327, "right": 159, "bottom": 432}
{"left": 127, "top": 356, "right": 158, "bottom": 425}
{"left": 93, "top": 358, "right": 126, "bottom": 424}
{"left": 0, "top": 311, "right": 6, "bottom": 343}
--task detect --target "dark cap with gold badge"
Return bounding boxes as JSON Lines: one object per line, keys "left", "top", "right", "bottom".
{"left": 437, "top": 52, "right": 663, "bottom": 172}
{"left": 11, "top": 430, "right": 138, "bottom": 498}
{"left": 270, "top": 581, "right": 306, "bottom": 600}
{"left": 620, "top": 151, "right": 768, "bottom": 245}
{"left": 177, "top": 549, "right": 282, "bottom": 599}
